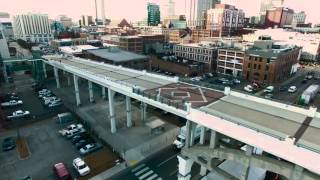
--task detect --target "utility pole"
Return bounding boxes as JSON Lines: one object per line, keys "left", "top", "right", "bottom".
{"left": 95, "top": 0, "right": 98, "bottom": 25}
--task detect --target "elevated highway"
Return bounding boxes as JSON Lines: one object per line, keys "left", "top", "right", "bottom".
{"left": 41, "top": 55, "right": 320, "bottom": 179}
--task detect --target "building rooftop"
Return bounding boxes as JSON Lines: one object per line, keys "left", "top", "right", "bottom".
{"left": 59, "top": 45, "right": 98, "bottom": 54}
{"left": 85, "top": 48, "right": 147, "bottom": 63}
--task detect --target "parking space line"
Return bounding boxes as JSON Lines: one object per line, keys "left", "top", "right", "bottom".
{"left": 146, "top": 174, "right": 158, "bottom": 180}
{"left": 132, "top": 163, "right": 146, "bottom": 172}
{"left": 135, "top": 167, "right": 150, "bottom": 176}
{"left": 139, "top": 170, "right": 154, "bottom": 179}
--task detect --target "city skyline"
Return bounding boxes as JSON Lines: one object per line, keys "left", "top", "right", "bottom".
{"left": 1, "top": 0, "right": 319, "bottom": 24}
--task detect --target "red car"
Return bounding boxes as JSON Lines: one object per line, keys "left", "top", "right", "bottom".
{"left": 53, "top": 162, "right": 72, "bottom": 180}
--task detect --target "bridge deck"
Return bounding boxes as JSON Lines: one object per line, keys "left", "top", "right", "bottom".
{"left": 201, "top": 95, "right": 320, "bottom": 153}
{"left": 47, "top": 56, "right": 173, "bottom": 90}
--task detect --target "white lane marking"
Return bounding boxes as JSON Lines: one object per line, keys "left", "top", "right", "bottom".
{"left": 139, "top": 170, "right": 154, "bottom": 180}
{"left": 135, "top": 167, "right": 150, "bottom": 176}
{"left": 132, "top": 163, "right": 146, "bottom": 172}
{"left": 146, "top": 174, "right": 158, "bottom": 180}
{"left": 169, "top": 169, "right": 178, "bottom": 176}
{"left": 157, "top": 153, "right": 180, "bottom": 167}
{"left": 156, "top": 178, "right": 162, "bottom": 180}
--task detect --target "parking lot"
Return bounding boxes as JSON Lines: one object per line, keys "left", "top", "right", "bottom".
{"left": 0, "top": 73, "right": 120, "bottom": 179}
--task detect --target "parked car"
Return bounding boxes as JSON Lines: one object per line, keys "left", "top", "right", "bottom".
{"left": 7, "top": 110, "right": 30, "bottom": 119}
{"left": 288, "top": 86, "right": 297, "bottom": 93}
{"left": 71, "top": 133, "right": 90, "bottom": 144}
{"left": 48, "top": 101, "right": 63, "bottom": 108}
{"left": 19, "top": 176, "right": 32, "bottom": 180}
{"left": 66, "top": 128, "right": 86, "bottom": 139}
{"left": 244, "top": 85, "right": 254, "bottom": 93}
{"left": 302, "top": 78, "right": 308, "bottom": 84}
{"left": 307, "top": 75, "right": 313, "bottom": 80}
{"left": 264, "top": 93, "right": 273, "bottom": 99}
{"left": 233, "top": 79, "right": 241, "bottom": 84}
{"left": 75, "top": 138, "right": 95, "bottom": 150}
{"left": 2, "top": 137, "right": 16, "bottom": 151}
{"left": 59, "top": 124, "right": 84, "bottom": 136}
{"left": 53, "top": 163, "right": 72, "bottom": 180}
{"left": 1, "top": 100, "right": 23, "bottom": 107}
{"left": 79, "top": 143, "right": 102, "bottom": 155}
{"left": 72, "top": 158, "right": 90, "bottom": 176}
{"left": 264, "top": 86, "right": 274, "bottom": 93}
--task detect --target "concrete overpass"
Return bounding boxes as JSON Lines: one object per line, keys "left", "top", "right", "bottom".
{"left": 41, "top": 55, "right": 320, "bottom": 179}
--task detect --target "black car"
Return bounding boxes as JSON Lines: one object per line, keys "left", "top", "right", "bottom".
{"left": 279, "top": 86, "right": 288, "bottom": 92}
{"left": 75, "top": 138, "right": 95, "bottom": 150}
{"left": 2, "top": 137, "right": 16, "bottom": 151}
{"left": 71, "top": 133, "right": 90, "bottom": 144}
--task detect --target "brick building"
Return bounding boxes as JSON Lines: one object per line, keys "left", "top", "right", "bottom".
{"left": 243, "top": 40, "right": 301, "bottom": 84}
{"left": 217, "top": 45, "right": 246, "bottom": 77}
{"left": 265, "top": 7, "right": 294, "bottom": 28}
{"left": 101, "top": 35, "right": 143, "bottom": 54}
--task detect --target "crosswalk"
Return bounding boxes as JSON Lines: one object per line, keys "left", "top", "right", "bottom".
{"left": 131, "top": 163, "right": 162, "bottom": 180}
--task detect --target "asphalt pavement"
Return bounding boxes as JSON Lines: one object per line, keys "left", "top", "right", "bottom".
{"left": 111, "top": 145, "right": 201, "bottom": 180}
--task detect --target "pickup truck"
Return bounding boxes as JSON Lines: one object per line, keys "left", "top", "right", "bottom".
{"left": 1, "top": 100, "right": 23, "bottom": 107}
{"left": 7, "top": 110, "right": 30, "bottom": 119}
{"left": 59, "top": 124, "right": 84, "bottom": 136}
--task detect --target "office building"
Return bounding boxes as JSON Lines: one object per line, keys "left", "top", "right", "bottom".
{"left": 292, "top": 11, "right": 306, "bottom": 27}
{"left": 58, "top": 15, "right": 73, "bottom": 29}
{"left": 80, "top": 15, "right": 94, "bottom": 26}
{"left": 265, "top": 7, "right": 294, "bottom": 28}
{"left": 173, "top": 41, "right": 219, "bottom": 72}
{"left": 243, "top": 40, "right": 301, "bottom": 84}
{"left": 0, "top": 23, "right": 10, "bottom": 59}
{"left": 217, "top": 43, "right": 247, "bottom": 77}
{"left": 13, "top": 13, "right": 53, "bottom": 43}
{"left": 196, "top": 0, "right": 220, "bottom": 28}
{"left": 168, "top": 0, "right": 175, "bottom": 17}
{"left": 101, "top": 35, "right": 143, "bottom": 54}
{"left": 147, "top": 3, "right": 161, "bottom": 26}
{"left": 206, "top": 4, "right": 245, "bottom": 37}
{"left": 259, "top": 0, "right": 285, "bottom": 24}
{"left": 0, "top": 12, "right": 13, "bottom": 40}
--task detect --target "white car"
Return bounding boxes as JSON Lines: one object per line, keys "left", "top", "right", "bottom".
{"left": 72, "top": 158, "right": 90, "bottom": 176}
{"left": 7, "top": 110, "right": 30, "bottom": 119}
{"left": 244, "top": 85, "right": 253, "bottom": 92}
{"left": 59, "top": 124, "right": 83, "bottom": 136}
{"left": 1, "top": 100, "right": 23, "bottom": 107}
{"left": 264, "top": 86, "right": 274, "bottom": 93}
{"left": 79, "top": 143, "right": 95, "bottom": 154}
{"left": 288, "top": 86, "right": 297, "bottom": 93}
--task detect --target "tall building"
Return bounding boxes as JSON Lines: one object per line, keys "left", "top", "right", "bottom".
{"left": 13, "top": 13, "right": 53, "bottom": 43}
{"left": 0, "top": 12, "right": 13, "bottom": 40}
{"left": 292, "top": 11, "right": 306, "bottom": 27}
{"left": 265, "top": 7, "right": 294, "bottom": 28}
{"left": 260, "top": 0, "right": 284, "bottom": 24}
{"left": 168, "top": 0, "right": 175, "bottom": 17}
{"left": 147, "top": 3, "right": 161, "bottom": 26}
{"left": 58, "top": 15, "right": 73, "bottom": 29}
{"left": 0, "top": 23, "right": 10, "bottom": 59}
{"left": 196, "top": 0, "right": 220, "bottom": 28}
{"left": 101, "top": 0, "right": 106, "bottom": 25}
{"left": 206, "top": 4, "right": 245, "bottom": 37}
{"left": 80, "top": 15, "right": 94, "bottom": 26}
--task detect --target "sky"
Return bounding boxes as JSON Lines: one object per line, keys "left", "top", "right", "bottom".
{"left": 1, "top": 0, "right": 319, "bottom": 24}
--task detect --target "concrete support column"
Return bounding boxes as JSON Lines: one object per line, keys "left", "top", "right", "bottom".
{"left": 140, "top": 102, "right": 147, "bottom": 122}
{"left": 102, "top": 87, "right": 106, "bottom": 100}
{"left": 290, "top": 165, "right": 303, "bottom": 180}
{"left": 2, "top": 63, "right": 8, "bottom": 83}
{"left": 189, "top": 122, "right": 197, "bottom": 146}
{"left": 88, "top": 81, "right": 94, "bottom": 103}
{"left": 209, "top": 130, "right": 218, "bottom": 149}
{"left": 67, "top": 74, "right": 71, "bottom": 86}
{"left": 73, "top": 74, "right": 81, "bottom": 106}
{"left": 185, "top": 120, "right": 192, "bottom": 148}
{"left": 42, "top": 62, "right": 47, "bottom": 79}
{"left": 200, "top": 166, "right": 207, "bottom": 177}
{"left": 177, "top": 155, "right": 193, "bottom": 180}
{"left": 54, "top": 67, "right": 60, "bottom": 88}
{"left": 126, "top": 96, "right": 133, "bottom": 128}
{"left": 108, "top": 88, "right": 116, "bottom": 133}
{"left": 240, "top": 145, "right": 253, "bottom": 180}
{"left": 200, "top": 126, "right": 206, "bottom": 145}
